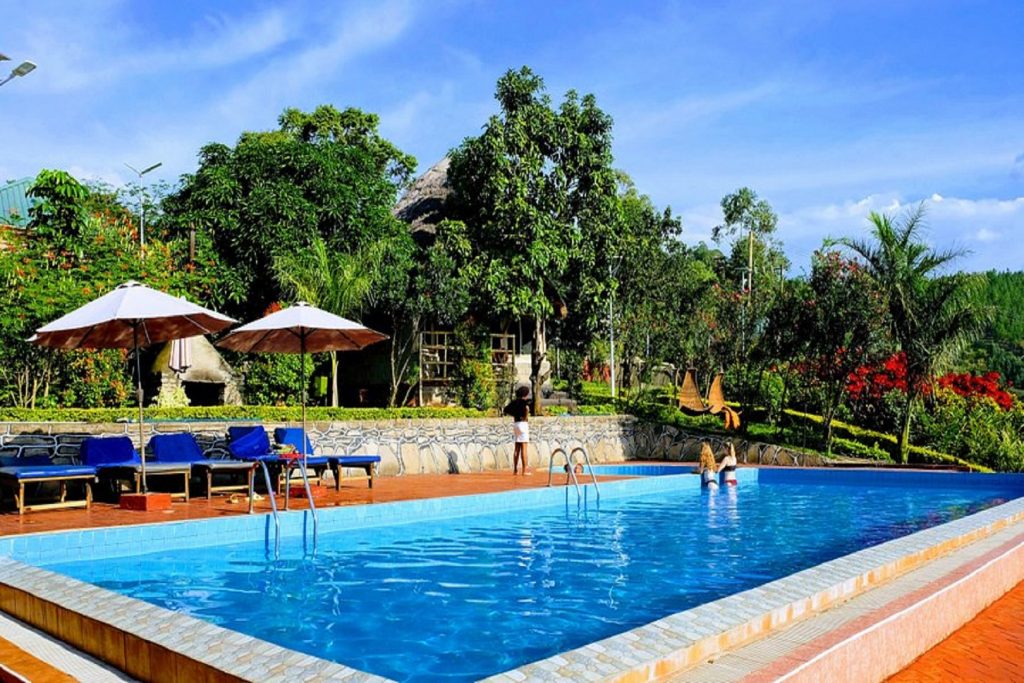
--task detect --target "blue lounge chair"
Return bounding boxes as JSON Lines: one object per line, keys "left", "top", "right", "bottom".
{"left": 228, "top": 426, "right": 336, "bottom": 507}
{"left": 79, "top": 436, "right": 192, "bottom": 501}
{"left": 149, "top": 433, "right": 257, "bottom": 501}
{"left": 274, "top": 427, "right": 379, "bottom": 490}
{"left": 0, "top": 455, "right": 96, "bottom": 514}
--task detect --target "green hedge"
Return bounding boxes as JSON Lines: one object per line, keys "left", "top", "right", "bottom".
{"left": 0, "top": 406, "right": 492, "bottom": 423}
{"left": 545, "top": 403, "right": 618, "bottom": 417}
{"left": 0, "top": 404, "right": 625, "bottom": 423}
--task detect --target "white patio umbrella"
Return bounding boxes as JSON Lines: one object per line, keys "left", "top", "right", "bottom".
{"left": 32, "top": 281, "right": 236, "bottom": 492}
{"left": 216, "top": 302, "right": 387, "bottom": 467}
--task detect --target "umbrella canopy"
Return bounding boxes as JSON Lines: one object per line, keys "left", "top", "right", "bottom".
{"left": 216, "top": 302, "right": 387, "bottom": 354}
{"left": 32, "top": 281, "right": 236, "bottom": 494}
{"left": 216, "top": 302, "right": 387, "bottom": 469}
{"left": 33, "top": 281, "right": 236, "bottom": 350}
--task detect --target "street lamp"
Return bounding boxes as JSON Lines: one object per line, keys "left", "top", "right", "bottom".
{"left": 124, "top": 161, "right": 162, "bottom": 249}
{"left": 0, "top": 60, "right": 37, "bottom": 87}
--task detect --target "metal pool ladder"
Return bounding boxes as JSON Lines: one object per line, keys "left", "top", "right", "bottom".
{"left": 250, "top": 460, "right": 320, "bottom": 557}
{"left": 253, "top": 460, "right": 281, "bottom": 557}
{"left": 547, "top": 446, "right": 601, "bottom": 503}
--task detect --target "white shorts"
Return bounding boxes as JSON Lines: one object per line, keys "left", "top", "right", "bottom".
{"left": 513, "top": 422, "right": 530, "bottom": 443}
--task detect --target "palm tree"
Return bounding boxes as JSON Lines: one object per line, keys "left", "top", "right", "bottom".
{"left": 273, "top": 236, "right": 386, "bottom": 406}
{"left": 838, "top": 207, "right": 985, "bottom": 462}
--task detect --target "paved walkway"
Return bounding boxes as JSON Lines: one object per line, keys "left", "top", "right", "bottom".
{"left": 888, "top": 578, "right": 1024, "bottom": 682}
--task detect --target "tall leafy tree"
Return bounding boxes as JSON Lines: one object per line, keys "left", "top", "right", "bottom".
{"left": 838, "top": 208, "right": 987, "bottom": 462}
{"left": 447, "top": 67, "right": 619, "bottom": 412}
{"left": 1, "top": 171, "right": 214, "bottom": 407}
{"left": 710, "top": 187, "right": 788, "bottom": 407}
{"left": 272, "top": 236, "right": 388, "bottom": 407}
{"left": 163, "top": 105, "right": 415, "bottom": 319}
{"left": 763, "top": 251, "right": 886, "bottom": 453}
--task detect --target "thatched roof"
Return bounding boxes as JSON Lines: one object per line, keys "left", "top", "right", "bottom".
{"left": 393, "top": 157, "right": 451, "bottom": 236}
{"left": 151, "top": 335, "right": 236, "bottom": 384}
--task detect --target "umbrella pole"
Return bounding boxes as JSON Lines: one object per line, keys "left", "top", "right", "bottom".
{"left": 133, "top": 323, "right": 147, "bottom": 494}
{"left": 301, "top": 333, "right": 307, "bottom": 469}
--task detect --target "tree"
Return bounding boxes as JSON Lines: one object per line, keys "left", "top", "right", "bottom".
{"left": 373, "top": 219, "right": 476, "bottom": 407}
{"left": 163, "top": 105, "right": 416, "bottom": 320}
{"left": 768, "top": 251, "right": 886, "bottom": 453}
{"left": 1, "top": 170, "right": 214, "bottom": 407}
{"left": 272, "top": 236, "right": 389, "bottom": 406}
{"left": 609, "top": 179, "right": 719, "bottom": 394}
{"left": 838, "top": 207, "right": 987, "bottom": 462}
{"left": 447, "top": 67, "right": 619, "bottom": 413}
{"left": 709, "top": 187, "right": 788, "bottom": 409}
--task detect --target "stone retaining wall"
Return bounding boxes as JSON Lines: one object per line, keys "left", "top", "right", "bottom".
{"left": 0, "top": 418, "right": 825, "bottom": 475}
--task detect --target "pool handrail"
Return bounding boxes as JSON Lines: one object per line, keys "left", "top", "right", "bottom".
{"left": 570, "top": 446, "right": 601, "bottom": 502}
{"left": 547, "top": 447, "right": 582, "bottom": 501}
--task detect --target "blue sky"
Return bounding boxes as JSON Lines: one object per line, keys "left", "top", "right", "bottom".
{"left": 2, "top": 0, "right": 1022, "bottom": 273}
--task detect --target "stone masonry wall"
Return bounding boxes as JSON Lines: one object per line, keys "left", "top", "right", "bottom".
{"left": 0, "top": 417, "right": 824, "bottom": 475}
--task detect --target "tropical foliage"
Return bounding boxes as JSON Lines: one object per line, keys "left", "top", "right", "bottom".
{"left": 0, "top": 69, "right": 1021, "bottom": 471}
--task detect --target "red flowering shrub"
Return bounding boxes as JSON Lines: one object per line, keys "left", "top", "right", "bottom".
{"left": 847, "top": 352, "right": 914, "bottom": 400}
{"left": 935, "top": 371, "right": 1015, "bottom": 411}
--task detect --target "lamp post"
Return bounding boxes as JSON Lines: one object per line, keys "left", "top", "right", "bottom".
{"left": 0, "top": 59, "right": 36, "bottom": 87}
{"left": 608, "top": 259, "right": 622, "bottom": 399}
{"left": 124, "top": 162, "right": 162, "bottom": 250}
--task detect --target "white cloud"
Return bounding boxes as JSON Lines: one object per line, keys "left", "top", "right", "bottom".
{"left": 213, "top": 1, "right": 416, "bottom": 121}
{"left": 13, "top": 3, "right": 294, "bottom": 93}
{"left": 767, "top": 194, "right": 1024, "bottom": 274}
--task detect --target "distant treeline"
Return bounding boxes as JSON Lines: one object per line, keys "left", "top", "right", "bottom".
{"left": 968, "top": 271, "right": 1024, "bottom": 389}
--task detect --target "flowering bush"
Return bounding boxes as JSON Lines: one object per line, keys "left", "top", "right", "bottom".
{"left": 917, "top": 388, "right": 1024, "bottom": 471}
{"left": 935, "top": 371, "right": 1015, "bottom": 411}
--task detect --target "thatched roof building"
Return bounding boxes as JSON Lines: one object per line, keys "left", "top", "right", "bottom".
{"left": 393, "top": 158, "right": 451, "bottom": 241}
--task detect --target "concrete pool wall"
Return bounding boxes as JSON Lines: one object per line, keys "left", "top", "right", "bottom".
{"left": 0, "top": 416, "right": 823, "bottom": 478}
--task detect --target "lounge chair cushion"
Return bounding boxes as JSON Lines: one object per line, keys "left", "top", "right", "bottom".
{"left": 150, "top": 433, "right": 205, "bottom": 463}
{"left": 334, "top": 455, "right": 381, "bottom": 466}
{"left": 0, "top": 455, "right": 96, "bottom": 480}
{"left": 228, "top": 426, "right": 271, "bottom": 460}
{"left": 80, "top": 436, "right": 139, "bottom": 467}
{"left": 273, "top": 428, "right": 315, "bottom": 456}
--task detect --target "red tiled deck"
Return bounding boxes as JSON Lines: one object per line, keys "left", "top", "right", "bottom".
{"left": 888, "top": 578, "right": 1024, "bottom": 682}
{"left": 0, "top": 470, "right": 626, "bottom": 537}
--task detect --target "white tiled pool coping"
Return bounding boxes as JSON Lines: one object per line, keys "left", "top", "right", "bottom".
{"left": 486, "top": 490, "right": 1024, "bottom": 682}
{"left": 0, "top": 469, "right": 1022, "bottom": 682}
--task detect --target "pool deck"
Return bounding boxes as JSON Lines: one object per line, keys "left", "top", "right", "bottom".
{"left": 0, "top": 465, "right": 1022, "bottom": 682}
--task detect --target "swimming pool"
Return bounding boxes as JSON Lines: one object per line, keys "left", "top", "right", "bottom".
{"left": 27, "top": 469, "right": 1023, "bottom": 682}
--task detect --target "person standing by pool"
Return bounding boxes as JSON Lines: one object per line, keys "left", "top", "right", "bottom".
{"left": 718, "top": 442, "right": 738, "bottom": 486}
{"left": 504, "top": 385, "right": 531, "bottom": 475}
{"left": 698, "top": 443, "right": 718, "bottom": 490}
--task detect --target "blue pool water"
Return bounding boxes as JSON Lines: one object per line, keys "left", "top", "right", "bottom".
{"left": 44, "top": 473, "right": 1022, "bottom": 682}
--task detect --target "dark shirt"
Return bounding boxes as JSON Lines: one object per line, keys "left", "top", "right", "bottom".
{"left": 503, "top": 398, "right": 530, "bottom": 422}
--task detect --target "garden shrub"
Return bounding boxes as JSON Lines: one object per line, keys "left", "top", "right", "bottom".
{"left": 0, "top": 406, "right": 493, "bottom": 423}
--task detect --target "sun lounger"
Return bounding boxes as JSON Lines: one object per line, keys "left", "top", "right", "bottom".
{"left": 274, "top": 427, "right": 379, "bottom": 490}
{"left": 79, "top": 436, "right": 191, "bottom": 501}
{"left": 149, "top": 433, "right": 257, "bottom": 501}
{"left": 0, "top": 455, "right": 96, "bottom": 515}
{"left": 227, "top": 426, "right": 333, "bottom": 495}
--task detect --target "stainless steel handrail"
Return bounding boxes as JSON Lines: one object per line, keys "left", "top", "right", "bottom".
{"left": 280, "top": 459, "right": 320, "bottom": 553}
{"left": 252, "top": 460, "right": 280, "bottom": 558}
{"left": 295, "top": 462, "right": 318, "bottom": 552}
{"left": 547, "top": 447, "right": 581, "bottom": 501}
{"left": 570, "top": 446, "right": 601, "bottom": 502}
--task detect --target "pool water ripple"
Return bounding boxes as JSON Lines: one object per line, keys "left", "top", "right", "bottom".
{"left": 47, "top": 479, "right": 1019, "bottom": 682}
